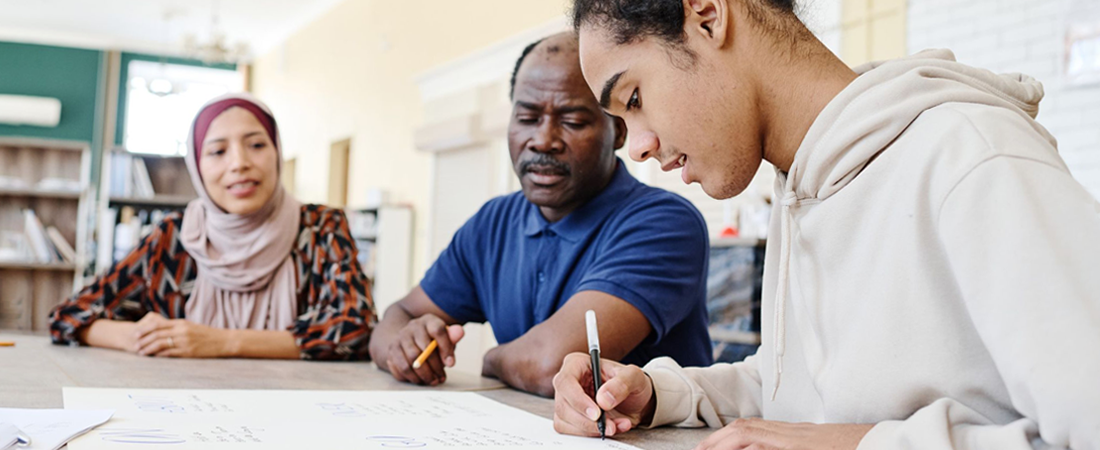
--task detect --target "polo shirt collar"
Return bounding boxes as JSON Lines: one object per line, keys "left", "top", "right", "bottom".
{"left": 522, "top": 158, "right": 639, "bottom": 242}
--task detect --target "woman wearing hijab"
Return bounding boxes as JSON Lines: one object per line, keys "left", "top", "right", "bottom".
{"left": 49, "top": 93, "right": 375, "bottom": 361}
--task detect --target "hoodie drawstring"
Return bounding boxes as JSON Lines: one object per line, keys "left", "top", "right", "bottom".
{"left": 772, "top": 191, "right": 798, "bottom": 401}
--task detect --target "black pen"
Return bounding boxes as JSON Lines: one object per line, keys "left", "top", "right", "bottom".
{"left": 585, "top": 310, "right": 606, "bottom": 439}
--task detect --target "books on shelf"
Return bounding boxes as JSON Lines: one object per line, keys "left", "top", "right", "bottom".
{"left": 356, "top": 239, "right": 376, "bottom": 280}
{"left": 36, "top": 177, "right": 82, "bottom": 193}
{"left": 347, "top": 209, "right": 379, "bottom": 282}
{"left": 24, "top": 209, "right": 53, "bottom": 262}
{"left": 15, "top": 209, "right": 75, "bottom": 264}
{"left": 109, "top": 153, "right": 129, "bottom": 198}
{"left": 108, "top": 152, "right": 156, "bottom": 199}
{"left": 96, "top": 207, "right": 116, "bottom": 271}
{"left": 131, "top": 157, "right": 155, "bottom": 199}
{"left": 47, "top": 226, "right": 76, "bottom": 263}
{"left": 346, "top": 210, "right": 378, "bottom": 240}
{"left": 108, "top": 206, "right": 172, "bottom": 266}
{"left": 0, "top": 175, "right": 29, "bottom": 190}
{"left": 0, "top": 231, "right": 31, "bottom": 263}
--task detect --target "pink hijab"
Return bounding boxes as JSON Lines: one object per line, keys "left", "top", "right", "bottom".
{"left": 180, "top": 93, "right": 302, "bottom": 331}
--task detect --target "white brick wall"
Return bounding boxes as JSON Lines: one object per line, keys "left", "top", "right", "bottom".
{"left": 909, "top": 0, "right": 1100, "bottom": 200}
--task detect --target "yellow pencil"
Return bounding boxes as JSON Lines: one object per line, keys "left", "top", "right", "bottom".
{"left": 411, "top": 340, "right": 438, "bottom": 369}
{"left": 0, "top": 342, "right": 14, "bottom": 347}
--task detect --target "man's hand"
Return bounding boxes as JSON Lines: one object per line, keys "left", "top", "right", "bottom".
{"left": 381, "top": 313, "right": 464, "bottom": 386}
{"left": 552, "top": 353, "right": 656, "bottom": 437}
{"left": 133, "top": 312, "right": 232, "bottom": 358}
{"left": 694, "top": 419, "right": 873, "bottom": 450}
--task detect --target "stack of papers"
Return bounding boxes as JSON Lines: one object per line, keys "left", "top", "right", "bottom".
{"left": 0, "top": 409, "right": 113, "bottom": 450}
{"left": 1, "top": 422, "right": 29, "bottom": 449}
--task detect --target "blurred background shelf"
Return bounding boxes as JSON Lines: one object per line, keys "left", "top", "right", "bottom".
{"left": 711, "top": 237, "right": 767, "bottom": 248}
{"left": 708, "top": 326, "right": 762, "bottom": 346}
{"left": 94, "top": 149, "right": 197, "bottom": 275}
{"left": 107, "top": 194, "right": 194, "bottom": 208}
{"left": 706, "top": 241, "right": 766, "bottom": 363}
{"left": 346, "top": 205, "right": 413, "bottom": 307}
{"left": 0, "top": 188, "right": 82, "bottom": 200}
{"left": 0, "top": 261, "right": 78, "bottom": 271}
{"left": 0, "top": 137, "right": 94, "bottom": 334}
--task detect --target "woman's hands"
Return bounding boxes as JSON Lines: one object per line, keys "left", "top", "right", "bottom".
{"left": 132, "top": 312, "right": 233, "bottom": 358}
{"left": 79, "top": 313, "right": 299, "bottom": 359}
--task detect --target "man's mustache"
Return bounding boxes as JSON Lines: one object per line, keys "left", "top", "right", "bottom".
{"left": 519, "top": 154, "right": 571, "bottom": 175}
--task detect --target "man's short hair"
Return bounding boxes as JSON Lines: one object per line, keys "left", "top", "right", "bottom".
{"left": 571, "top": 0, "right": 798, "bottom": 49}
{"left": 510, "top": 37, "right": 547, "bottom": 100}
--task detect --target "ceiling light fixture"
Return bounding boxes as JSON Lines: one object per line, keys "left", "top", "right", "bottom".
{"left": 183, "top": 0, "right": 249, "bottom": 64}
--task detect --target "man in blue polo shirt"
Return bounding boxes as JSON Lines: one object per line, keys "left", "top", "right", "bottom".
{"left": 368, "top": 32, "right": 712, "bottom": 397}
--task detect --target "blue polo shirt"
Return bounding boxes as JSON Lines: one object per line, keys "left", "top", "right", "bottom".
{"left": 420, "top": 160, "right": 713, "bottom": 367}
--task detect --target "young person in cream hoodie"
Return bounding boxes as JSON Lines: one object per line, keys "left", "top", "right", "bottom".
{"left": 552, "top": 0, "right": 1100, "bottom": 448}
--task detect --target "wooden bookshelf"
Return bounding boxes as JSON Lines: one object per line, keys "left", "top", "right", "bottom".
{"left": 94, "top": 149, "right": 197, "bottom": 274}
{"left": 0, "top": 187, "right": 82, "bottom": 200}
{"left": 0, "top": 261, "right": 77, "bottom": 271}
{"left": 0, "top": 137, "right": 93, "bottom": 333}
{"left": 108, "top": 194, "right": 194, "bottom": 208}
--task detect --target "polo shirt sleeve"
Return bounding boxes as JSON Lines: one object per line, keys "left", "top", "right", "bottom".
{"left": 575, "top": 195, "right": 709, "bottom": 343}
{"left": 418, "top": 204, "right": 490, "bottom": 324}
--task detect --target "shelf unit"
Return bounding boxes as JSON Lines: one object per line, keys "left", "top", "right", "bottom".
{"left": 0, "top": 262, "right": 77, "bottom": 271}
{"left": 93, "top": 149, "right": 196, "bottom": 275}
{"left": 711, "top": 237, "right": 767, "bottom": 248}
{"left": 0, "top": 137, "right": 94, "bottom": 333}
{"left": 707, "top": 237, "right": 767, "bottom": 362}
{"left": 0, "top": 187, "right": 82, "bottom": 200}
{"left": 346, "top": 205, "right": 413, "bottom": 313}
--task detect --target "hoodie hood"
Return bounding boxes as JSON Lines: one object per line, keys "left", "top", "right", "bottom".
{"left": 769, "top": 49, "right": 1050, "bottom": 400}
{"left": 787, "top": 48, "right": 1049, "bottom": 202}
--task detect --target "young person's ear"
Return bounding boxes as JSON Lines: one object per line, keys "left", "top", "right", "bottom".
{"left": 684, "top": 0, "right": 731, "bottom": 49}
{"left": 612, "top": 115, "right": 628, "bottom": 150}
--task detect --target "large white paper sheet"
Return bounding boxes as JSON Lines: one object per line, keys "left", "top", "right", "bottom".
{"left": 63, "top": 388, "right": 638, "bottom": 450}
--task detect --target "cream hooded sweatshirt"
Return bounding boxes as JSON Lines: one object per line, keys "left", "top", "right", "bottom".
{"left": 642, "top": 49, "right": 1100, "bottom": 449}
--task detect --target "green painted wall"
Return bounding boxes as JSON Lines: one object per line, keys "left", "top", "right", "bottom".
{"left": 0, "top": 42, "right": 102, "bottom": 142}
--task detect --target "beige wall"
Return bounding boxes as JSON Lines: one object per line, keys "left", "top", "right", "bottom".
{"left": 251, "top": 0, "right": 570, "bottom": 290}
{"left": 841, "top": 0, "right": 907, "bottom": 66}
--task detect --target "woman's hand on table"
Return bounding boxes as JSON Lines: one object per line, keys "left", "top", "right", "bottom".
{"left": 133, "top": 312, "right": 231, "bottom": 358}
{"left": 552, "top": 353, "right": 655, "bottom": 437}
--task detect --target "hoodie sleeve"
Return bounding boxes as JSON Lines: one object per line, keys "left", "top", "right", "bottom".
{"left": 642, "top": 355, "right": 764, "bottom": 428}
{"left": 858, "top": 155, "right": 1100, "bottom": 449}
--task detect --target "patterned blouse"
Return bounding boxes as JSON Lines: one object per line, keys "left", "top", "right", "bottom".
{"left": 49, "top": 204, "right": 377, "bottom": 361}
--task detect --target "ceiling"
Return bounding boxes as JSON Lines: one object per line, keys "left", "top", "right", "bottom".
{"left": 0, "top": 0, "right": 344, "bottom": 60}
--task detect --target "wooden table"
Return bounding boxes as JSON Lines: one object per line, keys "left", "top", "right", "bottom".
{"left": 0, "top": 333, "right": 712, "bottom": 449}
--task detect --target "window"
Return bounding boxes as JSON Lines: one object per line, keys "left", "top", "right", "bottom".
{"left": 1066, "top": 0, "right": 1100, "bottom": 86}
{"left": 122, "top": 59, "right": 243, "bottom": 156}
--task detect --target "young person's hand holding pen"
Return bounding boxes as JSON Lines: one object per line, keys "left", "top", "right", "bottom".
{"left": 551, "top": 352, "right": 656, "bottom": 438}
